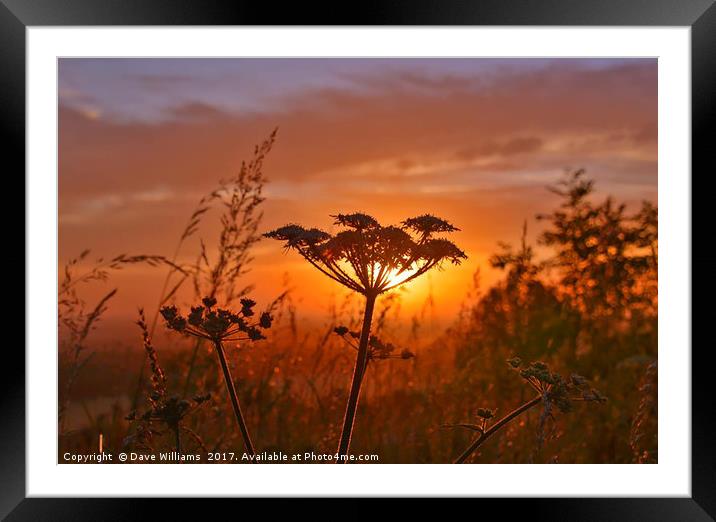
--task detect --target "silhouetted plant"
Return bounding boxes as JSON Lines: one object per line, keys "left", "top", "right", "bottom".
{"left": 630, "top": 361, "right": 657, "bottom": 463}
{"left": 537, "top": 169, "right": 658, "bottom": 366}
{"left": 180, "top": 129, "right": 276, "bottom": 399}
{"left": 542, "top": 172, "right": 654, "bottom": 306}
{"left": 131, "top": 131, "right": 276, "bottom": 410}
{"left": 333, "top": 326, "right": 416, "bottom": 361}
{"left": 59, "top": 249, "right": 183, "bottom": 434}
{"left": 448, "top": 358, "right": 606, "bottom": 463}
{"left": 125, "top": 310, "right": 211, "bottom": 454}
{"left": 265, "top": 212, "right": 465, "bottom": 461}
{"left": 160, "top": 297, "right": 273, "bottom": 460}
{"left": 130, "top": 191, "right": 215, "bottom": 409}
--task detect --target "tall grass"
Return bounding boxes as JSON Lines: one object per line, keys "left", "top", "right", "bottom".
{"left": 59, "top": 251, "right": 183, "bottom": 434}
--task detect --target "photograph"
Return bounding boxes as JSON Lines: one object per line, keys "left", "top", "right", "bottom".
{"left": 4, "top": 0, "right": 711, "bottom": 514}
{"left": 57, "top": 57, "right": 658, "bottom": 465}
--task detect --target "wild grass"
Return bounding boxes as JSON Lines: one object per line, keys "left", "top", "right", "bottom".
{"left": 58, "top": 251, "right": 183, "bottom": 435}
{"left": 126, "top": 310, "right": 209, "bottom": 454}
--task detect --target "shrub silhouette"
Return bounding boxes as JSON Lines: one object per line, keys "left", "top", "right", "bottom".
{"left": 537, "top": 169, "right": 658, "bottom": 368}
{"left": 265, "top": 213, "right": 466, "bottom": 461}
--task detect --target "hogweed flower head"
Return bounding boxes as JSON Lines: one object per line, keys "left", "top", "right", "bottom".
{"left": 160, "top": 298, "right": 269, "bottom": 459}
{"left": 508, "top": 358, "right": 607, "bottom": 413}
{"left": 160, "top": 297, "right": 272, "bottom": 343}
{"left": 264, "top": 212, "right": 466, "bottom": 296}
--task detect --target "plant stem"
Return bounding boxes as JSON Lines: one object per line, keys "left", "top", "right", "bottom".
{"left": 454, "top": 395, "right": 542, "bottom": 464}
{"left": 213, "top": 339, "right": 257, "bottom": 462}
{"left": 336, "top": 293, "right": 377, "bottom": 463}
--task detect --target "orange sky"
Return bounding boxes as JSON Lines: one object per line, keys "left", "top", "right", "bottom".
{"left": 58, "top": 58, "right": 657, "bottom": 340}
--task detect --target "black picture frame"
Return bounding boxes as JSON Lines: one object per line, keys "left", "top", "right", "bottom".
{"left": 3, "top": 0, "right": 714, "bottom": 518}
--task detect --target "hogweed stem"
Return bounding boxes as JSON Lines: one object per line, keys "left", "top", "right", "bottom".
{"left": 213, "top": 339, "right": 256, "bottom": 461}
{"left": 454, "top": 395, "right": 542, "bottom": 464}
{"left": 336, "top": 293, "right": 376, "bottom": 462}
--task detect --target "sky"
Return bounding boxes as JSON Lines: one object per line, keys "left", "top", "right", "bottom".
{"left": 58, "top": 58, "right": 657, "bottom": 337}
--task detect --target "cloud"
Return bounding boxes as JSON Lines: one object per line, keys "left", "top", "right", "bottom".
{"left": 60, "top": 60, "right": 655, "bottom": 193}
{"left": 131, "top": 73, "right": 197, "bottom": 89}
{"left": 168, "top": 102, "right": 228, "bottom": 122}
{"left": 456, "top": 137, "right": 544, "bottom": 161}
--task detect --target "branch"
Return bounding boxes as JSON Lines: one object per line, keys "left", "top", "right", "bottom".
{"left": 299, "top": 251, "right": 363, "bottom": 292}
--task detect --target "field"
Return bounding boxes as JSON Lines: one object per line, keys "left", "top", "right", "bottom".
{"left": 58, "top": 138, "right": 657, "bottom": 464}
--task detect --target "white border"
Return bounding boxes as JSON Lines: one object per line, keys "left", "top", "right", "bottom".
{"left": 28, "top": 27, "right": 690, "bottom": 497}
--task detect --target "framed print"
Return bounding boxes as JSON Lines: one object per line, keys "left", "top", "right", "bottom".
{"left": 4, "top": 0, "right": 715, "bottom": 518}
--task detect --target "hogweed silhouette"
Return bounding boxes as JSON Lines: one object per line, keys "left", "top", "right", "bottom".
{"left": 447, "top": 358, "right": 606, "bottom": 463}
{"left": 265, "top": 213, "right": 466, "bottom": 461}
{"left": 161, "top": 297, "right": 273, "bottom": 461}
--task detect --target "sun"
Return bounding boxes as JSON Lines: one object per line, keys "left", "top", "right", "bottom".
{"left": 376, "top": 263, "right": 417, "bottom": 290}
